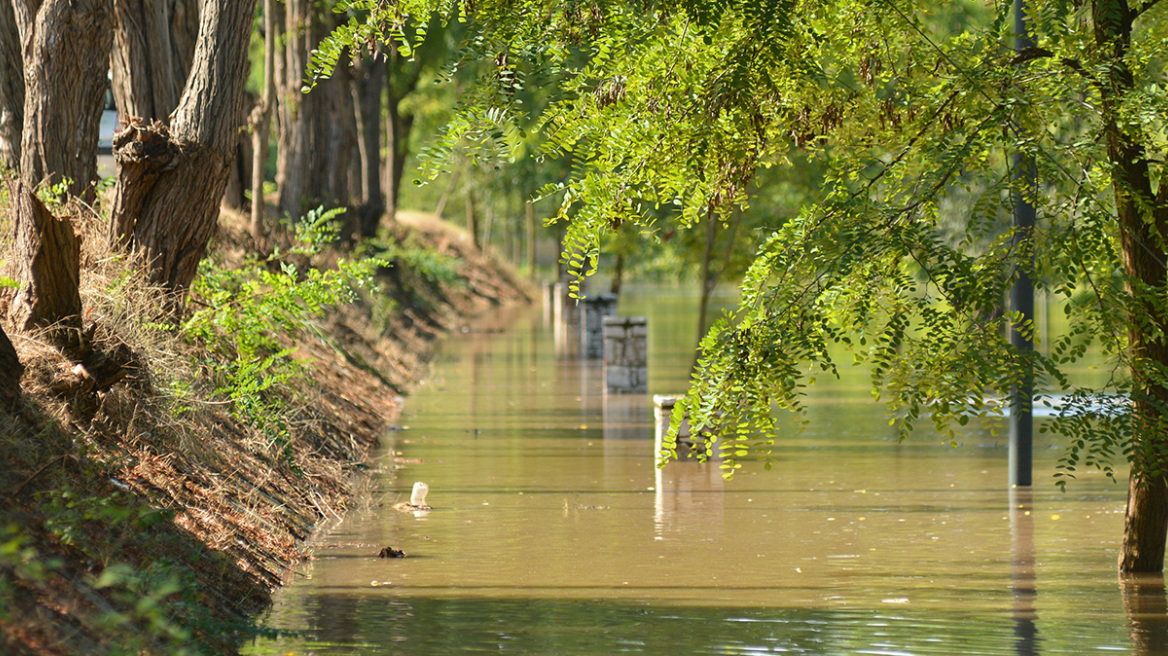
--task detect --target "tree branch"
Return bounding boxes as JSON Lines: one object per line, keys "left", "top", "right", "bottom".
{"left": 1134, "top": 0, "right": 1164, "bottom": 20}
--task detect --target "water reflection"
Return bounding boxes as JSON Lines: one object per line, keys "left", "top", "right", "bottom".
{"left": 247, "top": 287, "right": 1136, "bottom": 656}
{"left": 602, "top": 393, "right": 651, "bottom": 441}
{"left": 1122, "top": 574, "right": 1168, "bottom": 655}
{"left": 1009, "top": 487, "right": 1039, "bottom": 656}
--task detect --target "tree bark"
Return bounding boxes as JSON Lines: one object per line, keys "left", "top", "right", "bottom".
{"left": 526, "top": 200, "right": 536, "bottom": 280}
{"left": 6, "top": 0, "right": 111, "bottom": 333}
{"left": 352, "top": 54, "right": 385, "bottom": 238}
{"left": 323, "top": 61, "right": 356, "bottom": 209}
{"left": 109, "top": 0, "right": 198, "bottom": 122}
{"left": 221, "top": 122, "right": 253, "bottom": 210}
{"left": 434, "top": 170, "right": 458, "bottom": 219}
{"left": 0, "top": 0, "right": 24, "bottom": 171}
{"left": 275, "top": 0, "right": 310, "bottom": 218}
{"left": 383, "top": 50, "right": 420, "bottom": 227}
{"left": 0, "top": 321, "right": 22, "bottom": 404}
{"left": 1097, "top": 0, "right": 1168, "bottom": 573}
{"left": 109, "top": 0, "right": 258, "bottom": 295}
{"left": 15, "top": 0, "right": 115, "bottom": 199}
{"left": 250, "top": 0, "right": 276, "bottom": 244}
{"left": 276, "top": 2, "right": 355, "bottom": 220}
{"left": 6, "top": 179, "right": 81, "bottom": 331}
{"left": 465, "top": 188, "right": 479, "bottom": 249}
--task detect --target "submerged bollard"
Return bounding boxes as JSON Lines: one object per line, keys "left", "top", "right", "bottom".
{"left": 603, "top": 316, "right": 647, "bottom": 393}
{"left": 653, "top": 394, "right": 716, "bottom": 460}
{"left": 579, "top": 293, "right": 619, "bottom": 359}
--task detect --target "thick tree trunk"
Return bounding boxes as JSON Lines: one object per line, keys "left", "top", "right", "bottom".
{"left": 276, "top": 3, "right": 355, "bottom": 220}
{"left": 6, "top": 179, "right": 81, "bottom": 331}
{"left": 352, "top": 55, "right": 385, "bottom": 238}
{"left": 322, "top": 62, "right": 356, "bottom": 208}
{"left": 109, "top": 0, "right": 198, "bottom": 122}
{"left": 15, "top": 0, "right": 114, "bottom": 198}
{"left": 109, "top": 0, "right": 258, "bottom": 295}
{"left": 1098, "top": 0, "right": 1168, "bottom": 573}
{"left": 275, "top": 0, "right": 310, "bottom": 218}
{"left": 0, "top": 1, "right": 24, "bottom": 171}
{"left": 250, "top": 0, "right": 276, "bottom": 244}
{"left": 0, "top": 321, "right": 22, "bottom": 404}
{"left": 7, "top": 0, "right": 111, "bottom": 333}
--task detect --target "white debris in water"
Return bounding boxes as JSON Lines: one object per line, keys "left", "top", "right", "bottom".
{"left": 411, "top": 481, "right": 429, "bottom": 506}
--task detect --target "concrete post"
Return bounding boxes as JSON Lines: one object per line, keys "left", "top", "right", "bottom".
{"left": 603, "top": 316, "right": 647, "bottom": 393}
{"left": 579, "top": 293, "right": 619, "bottom": 359}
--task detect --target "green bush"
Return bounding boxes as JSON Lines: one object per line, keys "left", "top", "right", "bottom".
{"left": 183, "top": 207, "right": 384, "bottom": 453}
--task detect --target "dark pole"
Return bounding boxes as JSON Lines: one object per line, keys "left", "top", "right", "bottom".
{"left": 1009, "top": 0, "right": 1035, "bottom": 488}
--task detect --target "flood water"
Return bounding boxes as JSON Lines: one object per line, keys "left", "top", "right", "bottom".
{"left": 245, "top": 286, "right": 1167, "bottom": 656}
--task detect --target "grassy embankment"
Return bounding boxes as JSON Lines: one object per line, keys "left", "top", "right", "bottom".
{"left": 0, "top": 197, "right": 531, "bottom": 655}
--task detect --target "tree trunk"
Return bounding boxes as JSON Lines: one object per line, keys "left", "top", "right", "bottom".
{"left": 7, "top": 0, "right": 112, "bottom": 333}
{"left": 0, "top": 321, "right": 22, "bottom": 404}
{"left": 434, "top": 171, "right": 458, "bottom": 219}
{"left": 352, "top": 54, "right": 385, "bottom": 238}
{"left": 276, "top": 4, "right": 355, "bottom": 220}
{"left": 0, "top": 0, "right": 24, "bottom": 171}
{"left": 695, "top": 212, "right": 717, "bottom": 355}
{"left": 109, "top": 0, "right": 198, "bottom": 122}
{"left": 6, "top": 179, "right": 81, "bottom": 331}
{"left": 383, "top": 48, "right": 421, "bottom": 227}
{"left": 15, "top": 0, "right": 115, "bottom": 199}
{"left": 275, "top": 0, "right": 311, "bottom": 218}
{"left": 322, "top": 62, "right": 356, "bottom": 208}
{"left": 221, "top": 126, "right": 253, "bottom": 210}
{"left": 465, "top": 189, "right": 479, "bottom": 249}
{"left": 250, "top": 0, "right": 276, "bottom": 244}
{"left": 109, "top": 0, "right": 258, "bottom": 295}
{"left": 1099, "top": 0, "right": 1168, "bottom": 573}
{"left": 526, "top": 200, "right": 536, "bottom": 280}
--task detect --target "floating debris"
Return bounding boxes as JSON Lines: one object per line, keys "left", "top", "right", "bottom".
{"left": 392, "top": 481, "right": 432, "bottom": 512}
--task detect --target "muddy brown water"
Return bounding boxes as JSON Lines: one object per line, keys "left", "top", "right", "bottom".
{"left": 244, "top": 287, "right": 1157, "bottom": 655}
